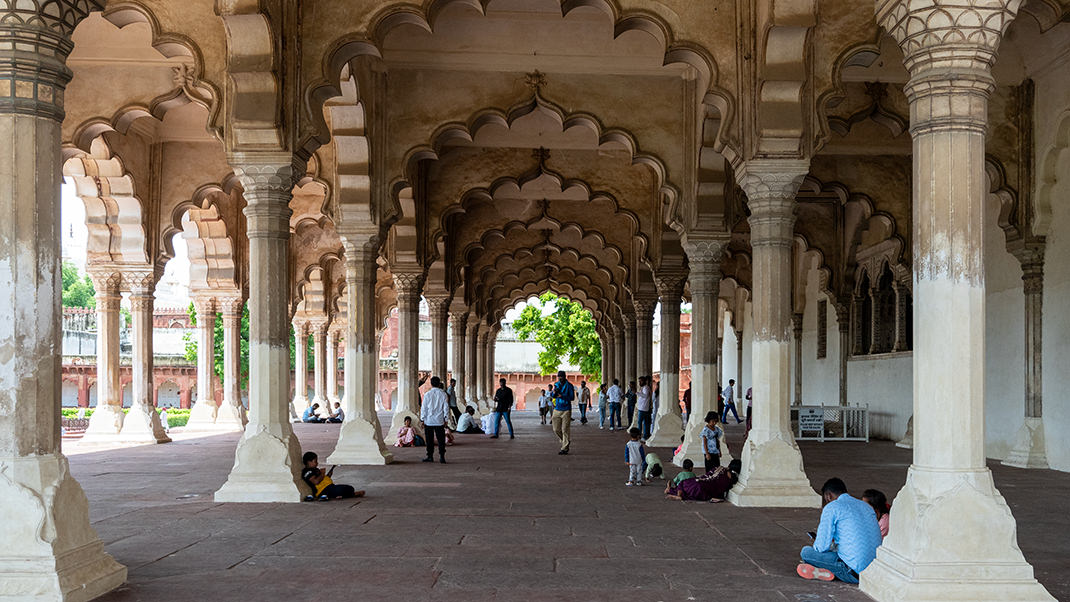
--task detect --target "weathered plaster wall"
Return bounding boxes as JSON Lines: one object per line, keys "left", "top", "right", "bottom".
{"left": 846, "top": 354, "right": 911, "bottom": 441}
{"left": 800, "top": 260, "right": 841, "bottom": 406}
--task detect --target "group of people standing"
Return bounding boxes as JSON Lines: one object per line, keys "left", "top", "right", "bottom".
{"left": 595, "top": 376, "right": 657, "bottom": 437}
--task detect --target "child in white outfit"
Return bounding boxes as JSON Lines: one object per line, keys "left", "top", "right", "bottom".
{"left": 624, "top": 427, "right": 646, "bottom": 486}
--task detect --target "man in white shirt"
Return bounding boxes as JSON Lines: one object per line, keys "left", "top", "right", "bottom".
{"left": 606, "top": 379, "right": 623, "bottom": 431}
{"left": 420, "top": 376, "right": 452, "bottom": 463}
{"left": 456, "top": 406, "right": 483, "bottom": 434}
{"left": 636, "top": 376, "right": 653, "bottom": 439}
{"left": 721, "top": 379, "right": 742, "bottom": 424}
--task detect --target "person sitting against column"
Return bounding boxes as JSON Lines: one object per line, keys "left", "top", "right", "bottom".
{"left": 301, "top": 451, "right": 364, "bottom": 501}
{"left": 665, "top": 459, "right": 741, "bottom": 502}
{"left": 456, "top": 406, "right": 484, "bottom": 434}
{"left": 420, "top": 376, "right": 451, "bottom": 463}
{"left": 302, "top": 403, "right": 325, "bottom": 423}
{"left": 797, "top": 478, "right": 882, "bottom": 583}
{"left": 394, "top": 415, "right": 418, "bottom": 447}
{"left": 862, "top": 489, "right": 891, "bottom": 539}
{"left": 327, "top": 402, "right": 344, "bottom": 423}
{"left": 664, "top": 458, "right": 697, "bottom": 494}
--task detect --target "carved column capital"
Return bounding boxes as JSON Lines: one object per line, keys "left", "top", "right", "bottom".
{"left": 655, "top": 270, "right": 688, "bottom": 314}
{"left": 191, "top": 295, "right": 216, "bottom": 318}
{"left": 307, "top": 318, "right": 329, "bottom": 337}
{"left": 232, "top": 158, "right": 299, "bottom": 238}
{"left": 122, "top": 270, "right": 157, "bottom": 296}
{"left": 218, "top": 295, "right": 245, "bottom": 319}
{"left": 736, "top": 160, "right": 807, "bottom": 247}
{"left": 621, "top": 313, "right": 636, "bottom": 329}
{"left": 632, "top": 296, "right": 658, "bottom": 320}
{"left": 341, "top": 231, "right": 382, "bottom": 267}
{"left": 425, "top": 296, "right": 451, "bottom": 321}
{"left": 449, "top": 310, "right": 469, "bottom": 328}
{"left": 88, "top": 270, "right": 121, "bottom": 309}
{"left": 393, "top": 270, "right": 425, "bottom": 310}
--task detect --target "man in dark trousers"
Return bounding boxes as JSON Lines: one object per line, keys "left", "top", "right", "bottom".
{"left": 420, "top": 376, "right": 451, "bottom": 463}
{"left": 550, "top": 370, "right": 576, "bottom": 455}
{"left": 491, "top": 377, "right": 515, "bottom": 439}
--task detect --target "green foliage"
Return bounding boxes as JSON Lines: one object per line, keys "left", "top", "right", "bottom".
{"left": 184, "top": 302, "right": 251, "bottom": 390}
{"left": 289, "top": 326, "right": 315, "bottom": 370}
{"left": 61, "top": 408, "right": 191, "bottom": 428}
{"left": 61, "top": 260, "right": 96, "bottom": 308}
{"left": 512, "top": 292, "right": 601, "bottom": 379}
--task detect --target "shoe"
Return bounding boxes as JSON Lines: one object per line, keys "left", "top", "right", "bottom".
{"left": 600, "top": 426, "right": 604, "bottom": 430}
{"left": 796, "top": 564, "right": 835, "bottom": 581}
{"left": 626, "top": 482, "right": 634, "bottom": 486}
{"left": 563, "top": 448, "right": 569, "bottom": 454}
{"left": 636, "top": 481, "right": 643, "bottom": 487}
{"left": 609, "top": 427, "right": 615, "bottom": 431}
{"left": 558, "top": 450, "right": 567, "bottom": 455}
{"left": 318, "top": 494, "right": 329, "bottom": 501}
{"left": 439, "top": 457, "right": 447, "bottom": 464}
{"left": 737, "top": 420, "right": 743, "bottom": 424}
{"left": 421, "top": 457, "right": 433, "bottom": 462}
{"left": 510, "top": 435, "right": 515, "bottom": 439}
{"left": 490, "top": 435, "right": 498, "bottom": 439}
{"left": 304, "top": 495, "right": 315, "bottom": 502}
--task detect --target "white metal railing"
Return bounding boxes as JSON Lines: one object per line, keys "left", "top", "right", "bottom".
{"left": 792, "top": 404, "right": 869, "bottom": 442}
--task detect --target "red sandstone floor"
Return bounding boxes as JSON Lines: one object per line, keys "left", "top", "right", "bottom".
{"left": 68, "top": 412, "right": 1068, "bottom": 602}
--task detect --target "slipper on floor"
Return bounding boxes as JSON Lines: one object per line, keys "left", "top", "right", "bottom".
{"left": 796, "top": 563, "right": 835, "bottom": 581}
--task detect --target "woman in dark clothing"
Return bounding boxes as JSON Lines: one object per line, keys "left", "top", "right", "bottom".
{"left": 666, "top": 459, "right": 742, "bottom": 502}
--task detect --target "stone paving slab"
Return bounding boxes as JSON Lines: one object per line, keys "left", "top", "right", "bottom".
{"left": 68, "top": 412, "right": 1069, "bottom": 601}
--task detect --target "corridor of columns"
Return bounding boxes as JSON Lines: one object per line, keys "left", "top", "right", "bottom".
{"left": 2, "top": 1, "right": 1070, "bottom": 601}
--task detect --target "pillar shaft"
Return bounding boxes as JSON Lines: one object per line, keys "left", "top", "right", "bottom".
{"left": 310, "top": 321, "right": 328, "bottom": 411}
{"left": 215, "top": 159, "right": 306, "bottom": 503}
{"left": 292, "top": 321, "right": 308, "bottom": 408}
{"left": 676, "top": 239, "right": 729, "bottom": 466}
{"left": 1003, "top": 257, "right": 1047, "bottom": 468}
{"left": 836, "top": 304, "right": 850, "bottom": 407}
{"left": 450, "top": 311, "right": 467, "bottom": 408}
{"left": 623, "top": 315, "right": 637, "bottom": 387}
{"left": 329, "top": 238, "right": 392, "bottom": 464}
{"left": 0, "top": 5, "right": 126, "bottom": 593}
{"left": 476, "top": 329, "right": 488, "bottom": 402}
{"left": 792, "top": 312, "right": 803, "bottom": 405}
{"left": 726, "top": 159, "right": 819, "bottom": 508}
{"left": 648, "top": 271, "right": 687, "bottom": 447}
{"left": 427, "top": 297, "right": 449, "bottom": 380}
{"left": 119, "top": 274, "right": 170, "bottom": 443}
{"left": 466, "top": 320, "right": 479, "bottom": 410}
{"left": 603, "top": 331, "right": 615, "bottom": 385}
{"left": 216, "top": 297, "right": 247, "bottom": 428}
{"left": 185, "top": 296, "right": 219, "bottom": 428}
{"left": 82, "top": 272, "right": 124, "bottom": 439}
{"left": 860, "top": 3, "right": 1052, "bottom": 598}
{"left": 613, "top": 327, "right": 624, "bottom": 389}
{"left": 389, "top": 271, "right": 425, "bottom": 439}
{"left": 634, "top": 299, "right": 656, "bottom": 380}
{"left": 326, "top": 329, "right": 340, "bottom": 404}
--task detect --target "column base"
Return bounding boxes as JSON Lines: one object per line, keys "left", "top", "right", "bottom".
{"left": 726, "top": 433, "right": 820, "bottom": 508}
{"left": 184, "top": 400, "right": 220, "bottom": 430}
{"left": 77, "top": 406, "right": 125, "bottom": 444}
{"left": 214, "top": 402, "right": 249, "bottom": 431}
{"left": 388, "top": 410, "right": 422, "bottom": 445}
{"left": 214, "top": 428, "right": 309, "bottom": 503}
{"left": 327, "top": 416, "right": 394, "bottom": 465}
{"left": 673, "top": 416, "right": 735, "bottom": 467}
{"left": 859, "top": 466, "right": 1053, "bottom": 602}
{"left": 646, "top": 411, "right": 684, "bottom": 448}
{"left": 1002, "top": 417, "right": 1048, "bottom": 469}
{"left": 312, "top": 395, "right": 330, "bottom": 417}
{"left": 896, "top": 415, "right": 914, "bottom": 449}
{"left": 115, "top": 404, "right": 171, "bottom": 444}
{"left": 0, "top": 454, "right": 126, "bottom": 602}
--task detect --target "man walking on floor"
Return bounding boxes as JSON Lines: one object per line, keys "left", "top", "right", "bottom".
{"left": 579, "top": 380, "right": 591, "bottom": 424}
{"left": 491, "top": 377, "right": 515, "bottom": 439}
{"left": 721, "top": 379, "right": 742, "bottom": 424}
{"left": 420, "top": 376, "right": 451, "bottom": 463}
{"left": 550, "top": 370, "right": 576, "bottom": 455}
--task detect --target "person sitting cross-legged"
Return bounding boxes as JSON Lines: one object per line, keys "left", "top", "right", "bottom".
{"left": 456, "top": 406, "right": 484, "bottom": 434}
{"left": 302, "top": 403, "right": 325, "bottom": 423}
{"left": 797, "top": 477, "right": 882, "bottom": 584}
{"left": 301, "top": 451, "right": 364, "bottom": 501}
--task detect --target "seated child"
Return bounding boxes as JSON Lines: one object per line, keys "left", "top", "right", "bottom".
{"left": 862, "top": 488, "right": 891, "bottom": 538}
{"left": 644, "top": 452, "right": 665, "bottom": 482}
{"left": 665, "top": 458, "right": 698, "bottom": 494}
{"left": 394, "top": 416, "right": 417, "bottom": 447}
{"left": 301, "top": 451, "right": 364, "bottom": 501}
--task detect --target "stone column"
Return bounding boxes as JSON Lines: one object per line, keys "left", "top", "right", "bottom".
{"left": 860, "top": 3, "right": 1052, "bottom": 598}
{"left": 676, "top": 238, "right": 732, "bottom": 466}
{"left": 1004, "top": 255, "right": 1047, "bottom": 468}
{"left": 892, "top": 281, "right": 910, "bottom": 352}
{"left": 427, "top": 296, "right": 449, "bottom": 381}
{"left": 326, "top": 328, "right": 341, "bottom": 407}
{"left": 623, "top": 314, "right": 637, "bottom": 387}
{"left": 450, "top": 310, "right": 468, "bottom": 408}
{"left": 310, "top": 319, "right": 329, "bottom": 415}
{"left": 836, "top": 303, "right": 850, "bottom": 407}
{"left": 216, "top": 159, "right": 306, "bottom": 503}
{"left": 633, "top": 298, "right": 656, "bottom": 381}
{"left": 118, "top": 272, "right": 170, "bottom": 443}
{"left": 613, "top": 325, "right": 625, "bottom": 390}
{"left": 466, "top": 318, "right": 480, "bottom": 411}
{"left": 603, "top": 330, "right": 615, "bottom": 385}
{"left": 329, "top": 236, "right": 392, "bottom": 464}
{"left": 291, "top": 320, "right": 309, "bottom": 412}
{"left": 868, "top": 283, "right": 881, "bottom": 353}
{"left": 389, "top": 271, "right": 425, "bottom": 440}
{"left": 792, "top": 313, "right": 803, "bottom": 405}
{"left": 487, "top": 326, "right": 498, "bottom": 399}
{"left": 476, "top": 326, "right": 489, "bottom": 407}
{"left": 216, "top": 296, "right": 247, "bottom": 429}
{"left": 735, "top": 332, "right": 744, "bottom": 401}
{"left": 648, "top": 271, "right": 688, "bottom": 447}
{"left": 0, "top": 4, "right": 126, "bottom": 593}
{"left": 185, "top": 296, "right": 219, "bottom": 428}
{"left": 80, "top": 271, "right": 125, "bottom": 441}
{"left": 726, "top": 160, "right": 819, "bottom": 508}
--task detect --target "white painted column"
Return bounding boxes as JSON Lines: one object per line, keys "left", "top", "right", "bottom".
{"left": 326, "top": 328, "right": 341, "bottom": 407}
{"left": 81, "top": 271, "right": 125, "bottom": 440}
{"left": 310, "top": 319, "right": 329, "bottom": 415}
{"left": 792, "top": 312, "right": 803, "bottom": 405}
{"left": 623, "top": 314, "right": 637, "bottom": 388}
{"left": 648, "top": 271, "right": 687, "bottom": 447}
{"left": 216, "top": 159, "right": 306, "bottom": 502}
{"left": 475, "top": 326, "right": 488, "bottom": 408}
{"left": 861, "top": 3, "right": 1052, "bottom": 598}
{"left": 427, "top": 296, "right": 449, "bottom": 381}
{"left": 292, "top": 320, "right": 309, "bottom": 413}
{"left": 0, "top": 9, "right": 126, "bottom": 593}
{"left": 118, "top": 273, "right": 170, "bottom": 443}
{"left": 633, "top": 298, "right": 656, "bottom": 381}
{"left": 676, "top": 238, "right": 731, "bottom": 466}
{"left": 216, "top": 296, "right": 247, "bottom": 429}
{"left": 613, "top": 325, "right": 625, "bottom": 389}
{"left": 450, "top": 310, "right": 468, "bottom": 409}
{"left": 185, "top": 296, "right": 219, "bottom": 428}
{"left": 389, "top": 271, "right": 425, "bottom": 440}
{"left": 1003, "top": 258, "right": 1048, "bottom": 468}
{"left": 727, "top": 160, "right": 819, "bottom": 508}
{"left": 330, "top": 238, "right": 392, "bottom": 464}
{"left": 465, "top": 318, "right": 480, "bottom": 411}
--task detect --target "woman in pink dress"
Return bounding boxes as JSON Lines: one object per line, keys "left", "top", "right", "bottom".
{"left": 394, "top": 416, "right": 417, "bottom": 447}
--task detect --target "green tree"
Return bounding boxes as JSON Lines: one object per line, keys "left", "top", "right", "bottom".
{"left": 61, "top": 260, "right": 96, "bottom": 308}
{"left": 512, "top": 292, "right": 601, "bottom": 379}
{"left": 184, "top": 302, "right": 251, "bottom": 389}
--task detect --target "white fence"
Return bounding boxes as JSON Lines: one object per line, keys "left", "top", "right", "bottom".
{"left": 792, "top": 404, "right": 869, "bottom": 442}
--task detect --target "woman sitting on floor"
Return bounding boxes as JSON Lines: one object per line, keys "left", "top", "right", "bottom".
{"left": 665, "top": 459, "right": 742, "bottom": 502}
{"left": 394, "top": 415, "right": 418, "bottom": 447}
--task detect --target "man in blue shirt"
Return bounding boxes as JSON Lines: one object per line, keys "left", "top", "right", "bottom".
{"left": 550, "top": 370, "right": 575, "bottom": 455}
{"left": 797, "top": 477, "right": 882, "bottom": 583}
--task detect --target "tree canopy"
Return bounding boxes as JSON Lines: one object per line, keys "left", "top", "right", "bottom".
{"left": 512, "top": 292, "right": 601, "bottom": 380}
{"left": 61, "top": 260, "right": 96, "bottom": 308}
